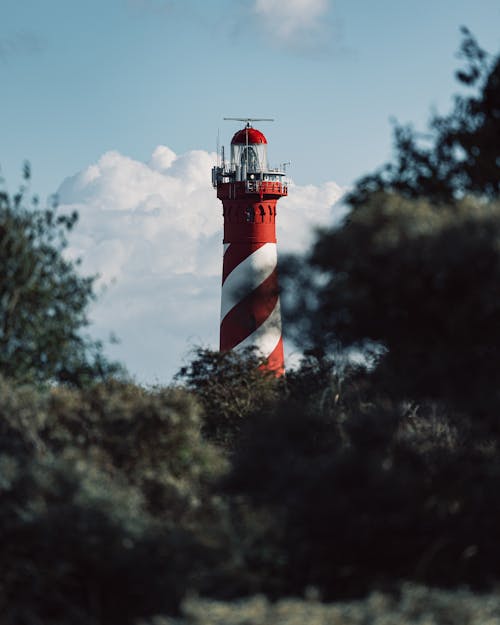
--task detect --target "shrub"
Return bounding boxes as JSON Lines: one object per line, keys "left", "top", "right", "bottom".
{"left": 0, "top": 166, "right": 120, "bottom": 385}
{"left": 175, "top": 347, "right": 281, "bottom": 449}
{"left": 0, "top": 377, "right": 229, "bottom": 623}
{"left": 225, "top": 388, "right": 500, "bottom": 598}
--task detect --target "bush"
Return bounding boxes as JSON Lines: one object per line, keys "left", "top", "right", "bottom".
{"left": 285, "top": 195, "right": 500, "bottom": 418}
{"left": 0, "top": 377, "right": 229, "bottom": 623}
{"left": 0, "top": 451, "right": 205, "bottom": 624}
{"left": 225, "top": 386, "right": 500, "bottom": 598}
{"left": 0, "top": 166, "right": 120, "bottom": 385}
{"left": 175, "top": 347, "right": 282, "bottom": 449}
{"left": 45, "top": 381, "right": 227, "bottom": 521}
{"left": 140, "top": 584, "right": 500, "bottom": 625}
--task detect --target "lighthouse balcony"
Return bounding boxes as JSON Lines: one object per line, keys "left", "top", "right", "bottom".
{"left": 212, "top": 166, "right": 287, "bottom": 197}
{"left": 245, "top": 180, "right": 288, "bottom": 196}
{"left": 215, "top": 180, "right": 288, "bottom": 200}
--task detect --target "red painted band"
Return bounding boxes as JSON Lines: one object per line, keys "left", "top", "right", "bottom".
{"left": 220, "top": 269, "right": 280, "bottom": 351}
{"left": 260, "top": 336, "right": 285, "bottom": 376}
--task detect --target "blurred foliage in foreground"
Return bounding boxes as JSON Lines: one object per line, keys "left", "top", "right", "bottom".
{"left": 282, "top": 28, "right": 500, "bottom": 421}
{"left": 283, "top": 194, "right": 500, "bottom": 417}
{"left": 143, "top": 585, "right": 500, "bottom": 625}
{"left": 2, "top": 27, "right": 500, "bottom": 625}
{"left": 0, "top": 165, "right": 121, "bottom": 386}
{"left": 0, "top": 379, "right": 227, "bottom": 624}
{"left": 3, "top": 361, "right": 500, "bottom": 623}
{"left": 349, "top": 26, "right": 500, "bottom": 205}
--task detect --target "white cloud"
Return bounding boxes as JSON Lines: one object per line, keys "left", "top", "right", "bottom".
{"left": 253, "top": 0, "right": 330, "bottom": 47}
{"left": 58, "top": 146, "right": 345, "bottom": 383}
{"left": 278, "top": 179, "right": 345, "bottom": 252}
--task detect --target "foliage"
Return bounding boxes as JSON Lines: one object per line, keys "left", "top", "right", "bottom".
{"left": 4, "top": 365, "right": 500, "bottom": 622}
{"left": 175, "top": 347, "right": 281, "bottom": 448}
{"left": 48, "top": 382, "right": 227, "bottom": 518}
{"left": 283, "top": 29, "right": 500, "bottom": 388}
{"left": 0, "top": 452, "right": 201, "bottom": 625}
{"left": 141, "top": 584, "right": 500, "bottom": 625}
{"left": 4, "top": 28, "right": 500, "bottom": 625}
{"left": 0, "top": 377, "right": 228, "bottom": 624}
{"left": 225, "top": 388, "right": 500, "bottom": 598}
{"left": 283, "top": 352, "right": 339, "bottom": 402}
{"left": 349, "top": 28, "right": 500, "bottom": 206}
{"left": 244, "top": 28, "right": 500, "bottom": 602}
{"left": 292, "top": 194, "right": 500, "bottom": 415}
{"left": 0, "top": 165, "right": 121, "bottom": 385}
{"left": 0, "top": 377, "right": 226, "bottom": 521}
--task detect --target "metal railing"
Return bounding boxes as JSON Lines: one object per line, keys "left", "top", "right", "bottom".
{"left": 245, "top": 180, "right": 288, "bottom": 195}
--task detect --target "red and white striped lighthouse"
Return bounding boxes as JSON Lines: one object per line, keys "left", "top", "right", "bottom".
{"left": 212, "top": 119, "right": 287, "bottom": 375}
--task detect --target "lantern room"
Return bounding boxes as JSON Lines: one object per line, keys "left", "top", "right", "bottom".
{"left": 230, "top": 125, "right": 268, "bottom": 175}
{"left": 211, "top": 119, "right": 288, "bottom": 188}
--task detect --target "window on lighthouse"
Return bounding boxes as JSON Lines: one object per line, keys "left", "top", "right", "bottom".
{"left": 241, "top": 146, "right": 258, "bottom": 171}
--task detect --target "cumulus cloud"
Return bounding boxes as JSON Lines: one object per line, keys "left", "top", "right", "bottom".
{"left": 253, "top": 0, "right": 330, "bottom": 50}
{"left": 278, "top": 179, "right": 345, "bottom": 252}
{"left": 58, "top": 146, "right": 345, "bottom": 383}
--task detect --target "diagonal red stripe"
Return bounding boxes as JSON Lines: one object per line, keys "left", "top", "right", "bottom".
{"left": 220, "top": 269, "right": 279, "bottom": 351}
{"left": 222, "top": 242, "right": 267, "bottom": 285}
{"left": 260, "top": 336, "right": 285, "bottom": 377}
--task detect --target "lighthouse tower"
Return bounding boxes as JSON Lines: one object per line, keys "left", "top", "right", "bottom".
{"left": 212, "top": 119, "right": 287, "bottom": 375}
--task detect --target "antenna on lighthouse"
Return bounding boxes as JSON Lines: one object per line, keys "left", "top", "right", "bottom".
{"left": 224, "top": 117, "right": 274, "bottom": 127}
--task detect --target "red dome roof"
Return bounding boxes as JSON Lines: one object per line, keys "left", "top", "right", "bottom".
{"left": 231, "top": 127, "right": 267, "bottom": 145}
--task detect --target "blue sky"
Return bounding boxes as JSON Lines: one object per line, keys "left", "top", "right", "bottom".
{"left": 3, "top": 0, "right": 500, "bottom": 197}
{"left": 2, "top": 0, "right": 500, "bottom": 381}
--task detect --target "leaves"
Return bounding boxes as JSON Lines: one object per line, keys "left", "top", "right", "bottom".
{"left": 175, "top": 347, "right": 281, "bottom": 449}
{"left": 0, "top": 377, "right": 227, "bottom": 624}
{"left": 0, "top": 167, "right": 121, "bottom": 385}
{"left": 348, "top": 29, "right": 500, "bottom": 206}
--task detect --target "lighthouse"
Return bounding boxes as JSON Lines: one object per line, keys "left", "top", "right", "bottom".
{"left": 212, "top": 118, "right": 287, "bottom": 375}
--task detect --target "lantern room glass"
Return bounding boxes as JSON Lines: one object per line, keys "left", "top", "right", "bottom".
{"left": 231, "top": 143, "right": 268, "bottom": 172}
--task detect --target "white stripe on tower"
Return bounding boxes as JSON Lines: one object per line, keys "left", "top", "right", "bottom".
{"left": 220, "top": 242, "right": 282, "bottom": 362}
{"left": 234, "top": 298, "right": 282, "bottom": 358}
{"left": 220, "top": 243, "right": 277, "bottom": 322}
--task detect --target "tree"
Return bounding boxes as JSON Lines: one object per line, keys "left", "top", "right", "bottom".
{"left": 299, "top": 194, "right": 500, "bottom": 414}
{"left": 226, "top": 382, "right": 500, "bottom": 597}
{"left": 175, "top": 347, "right": 281, "bottom": 448}
{"left": 0, "top": 377, "right": 226, "bottom": 623}
{"left": 349, "top": 28, "right": 500, "bottom": 207}
{"left": 0, "top": 165, "right": 121, "bottom": 385}
{"left": 282, "top": 31, "right": 500, "bottom": 415}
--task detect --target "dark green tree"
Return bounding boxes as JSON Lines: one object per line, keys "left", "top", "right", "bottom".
{"left": 226, "top": 385, "right": 500, "bottom": 598}
{"left": 297, "top": 194, "right": 500, "bottom": 414}
{"left": 282, "top": 31, "right": 500, "bottom": 415}
{"left": 175, "top": 347, "right": 281, "bottom": 448}
{"left": 0, "top": 378, "right": 225, "bottom": 624}
{"left": 350, "top": 28, "right": 500, "bottom": 206}
{"left": 0, "top": 165, "right": 121, "bottom": 385}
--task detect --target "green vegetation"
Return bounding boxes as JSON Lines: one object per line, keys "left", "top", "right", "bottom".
{"left": 175, "top": 347, "right": 281, "bottom": 448}
{"left": 2, "top": 28, "right": 500, "bottom": 625}
{"left": 349, "top": 27, "right": 500, "bottom": 205}
{"left": 0, "top": 378, "right": 226, "bottom": 623}
{"left": 0, "top": 165, "right": 121, "bottom": 386}
{"left": 286, "top": 194, "right": 500, "bottom": 416}
{"left": 141, "top": 586, "right": 500, "bottom": 625}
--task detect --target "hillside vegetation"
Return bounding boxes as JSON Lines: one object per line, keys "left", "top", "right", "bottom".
{"left": 1, "top": 29, "right": 500, "bottom": 624}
